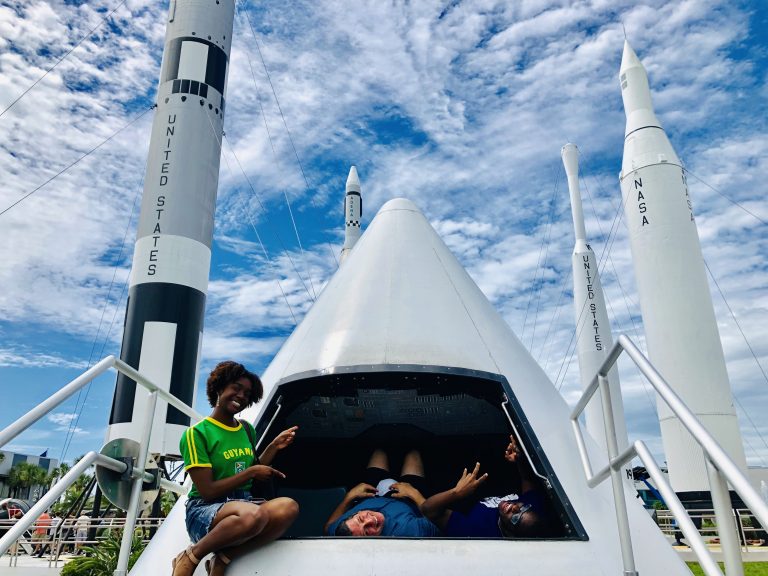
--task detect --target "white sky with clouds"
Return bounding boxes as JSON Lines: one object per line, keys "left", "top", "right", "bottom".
{"left": 0, "top": 0, "right": 766, "bottom": 472}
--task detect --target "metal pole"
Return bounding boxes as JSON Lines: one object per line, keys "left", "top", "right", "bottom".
{"left": 598, "top": 374, "right": 638, "bottom": 576}
{"left": 0, "top": 356, "right": 115, "bottom": 448}
{"left": 618, "top": 335, "right": 768, "bottom": 528}
{"left": 114, "top": 359, "right": 204, "bottom": 422}
{"left": 114, "top": 391, "right": 157, "bottom": 576}
{"left": 636, "top": 442, "right": 722, "bottom": 576}
{"left": 0, "top": 452, "right": 124, "bottom": 555}
{"left": 736, "top": 511, "right": 749, "bottom": 554}
{"left": 706, "top": 458, "right": 744, "bottom": 576}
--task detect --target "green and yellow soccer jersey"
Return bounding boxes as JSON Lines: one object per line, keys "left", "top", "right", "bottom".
{"left": 180, "top": 417, "right": 257, "bottom": 498}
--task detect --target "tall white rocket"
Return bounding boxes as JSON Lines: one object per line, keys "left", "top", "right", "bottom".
{"left": 107, "top": 0, "right": 235, "bottom": 455}
{"left": 340, "top": 166, "right": 362, "bottom": 263}
{"left": 562, "top": 143, "right": 628, "bottom": 456}
{"left": 619, "top": 41, "right": 747, "bottom": 493}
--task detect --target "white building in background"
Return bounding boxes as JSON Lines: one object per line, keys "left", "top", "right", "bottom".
{"left": 0, "top": 450, "right": 59, "bottom": 501}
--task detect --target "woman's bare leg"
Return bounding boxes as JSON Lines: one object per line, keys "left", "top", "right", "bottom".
{"left": 218, "top": 498, "right": 299, "bottom": 560}
{"left": 188, "top": 500, "right": 268, "bottom": 560}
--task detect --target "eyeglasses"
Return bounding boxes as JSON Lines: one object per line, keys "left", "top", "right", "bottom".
{"left": 508, "top": 503, "right": 532, "bottom": 526}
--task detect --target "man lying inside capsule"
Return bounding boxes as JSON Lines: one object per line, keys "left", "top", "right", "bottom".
{"left": 324, "top": 448, "right": 440, "bottom": 537}
{"left": 421, "top": 434, "right": 551, "bottom": 538}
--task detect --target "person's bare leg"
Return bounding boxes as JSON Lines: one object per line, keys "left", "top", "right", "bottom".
{"left": 220, "top": 498, "right": 299, "bottom": 559}
{"left": 401, "top": 449, "right": 424, "bottom": 477}
{"left": 367, "top": 448, "right": 389, "bottom": 471}
{"left": 204, "top": 498, "right": 299, "bottom": 576}
{"left": 188, "top": 501, "right": 268, "bottom": 560}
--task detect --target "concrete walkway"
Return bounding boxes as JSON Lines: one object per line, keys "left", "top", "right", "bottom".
{"left": 673, "top": 544, "right": 768, "bottom": 563}
{"left": 0, "top": 553, "right": 74, "bottom": 575}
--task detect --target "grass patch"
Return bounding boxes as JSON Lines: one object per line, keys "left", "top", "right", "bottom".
{"left": 686, "top": 562, "right": 768, "bottom": 575}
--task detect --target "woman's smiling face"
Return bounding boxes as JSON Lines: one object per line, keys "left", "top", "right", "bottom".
{"left": 220, "top": 376, "right": 252, "bottom": 414}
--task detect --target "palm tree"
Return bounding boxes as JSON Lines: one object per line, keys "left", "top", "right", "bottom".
{"left": 8, "top": 462, "right": 48, "bottom": 499}
{"left": 47, "top": 462, "right": 72, "bottom": 487}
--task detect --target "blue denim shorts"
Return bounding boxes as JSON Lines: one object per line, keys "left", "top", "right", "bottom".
{"left": 185, "top": 490, "right": 260, "bottom": 543}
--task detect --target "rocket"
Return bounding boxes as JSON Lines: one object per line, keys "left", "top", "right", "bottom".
{"left": 619, "top": 40, "right": 747, "bottom": 493}
{"left": 340, "top": 166, "right": 362, "bottom": 263}
{"left": 562, "top": 143, "right": 628, "bottom": 456}
{"left": 106, "top": 0, "right": 236, "bottom": 455}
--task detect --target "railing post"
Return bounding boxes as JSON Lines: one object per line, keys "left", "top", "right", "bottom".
{"left": 736, "top": 511, "right": 749, "bottom": 554}
{"left": 599, "top": 374, "right": 639, "bottom": 576}
{"left": 706, "top": 458, "right": 744, "bottom": 576}
{"left": 114, "top": 391, "right": 158, "bottom": 576}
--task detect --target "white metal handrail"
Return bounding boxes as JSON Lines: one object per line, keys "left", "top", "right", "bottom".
{"left": 570, "top": 334, "right": 768, "bottom": 576}
{"left": 0, "top": 356, "right": 204, "bottom": 575}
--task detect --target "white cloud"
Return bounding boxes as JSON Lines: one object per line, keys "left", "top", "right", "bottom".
{"left": 0, "top": 0, "right": 765, "bottom": 468}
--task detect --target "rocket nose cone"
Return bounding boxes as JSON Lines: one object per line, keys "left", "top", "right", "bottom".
{"left": 561, "top": 143, "right": 579, "bottom": 178}
{"left": 620, "top": 39, "right": 643, "bottom": 76}
{"left": 346, "top": 166, "right": 361, "bottom": 193}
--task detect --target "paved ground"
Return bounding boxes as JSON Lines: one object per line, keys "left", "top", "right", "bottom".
{"left": 673, "top": 544, "right": 768, "bottom": 563}
{"left": 0, "top": 553, "right": 75, "bottom": 575}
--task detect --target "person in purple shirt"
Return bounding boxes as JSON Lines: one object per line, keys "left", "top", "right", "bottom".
{"left": 324, "top": 448, "right": 440, "bottom": 537}
{"left": 421, "top": 435, "right": 551, "bottom": 538}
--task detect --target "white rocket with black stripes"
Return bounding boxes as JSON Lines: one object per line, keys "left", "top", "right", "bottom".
{"left": 106, "top": 0, "right": 235, "bottom": 456}
{"left": 340, "top": 166, "right": 362, "bottom": 263}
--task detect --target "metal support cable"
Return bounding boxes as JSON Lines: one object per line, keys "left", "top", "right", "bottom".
{"left": 201, "top": 106, "right": 308, "bottom": 315}
{"left": 60, "top": 179, "right": 142, "bottom": 462}
{"left": 0, "top": 0, "right": 128, "bottom": 120}
{"left": 703, "top": 258, "right": 768, "bottom": 460}
{"left": 0, "top": 105, "right": 153, "bottom": 217}
{"left": 684, "top": 167, "right": 766, "bottom": 226}
{"left": 237, "top": 2, "right": 318, "bottom": 300}
{"left": 522, "top": 164, "right": 560, "bottom": 344}
{"left": 529, "top": 167, "right": 561, "bottom": 351}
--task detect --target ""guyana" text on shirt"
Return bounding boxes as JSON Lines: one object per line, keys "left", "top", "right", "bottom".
{"left": 222, "top": 447, "right": 252, "bottom": 460}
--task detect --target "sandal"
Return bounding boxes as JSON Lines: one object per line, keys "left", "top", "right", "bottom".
{"left": 205, "top": 552, "right": 231, "bottom": 576}
{"left": 171, "top": 546, "right": 201, "bottom": 576}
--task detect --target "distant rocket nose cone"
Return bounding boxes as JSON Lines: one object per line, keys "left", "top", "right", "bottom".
{"left": 346, "top": 166, "right": 361, "bottom": 193}
{"left": 619, "top": 40, "right": 643, "bottom": 76}
{"left": 561, "top": 143, "right": 579, "bottom": 177}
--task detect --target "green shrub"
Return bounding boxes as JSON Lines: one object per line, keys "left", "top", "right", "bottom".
{"left": 61, "top": 530, "right": 146, "bottom": 576}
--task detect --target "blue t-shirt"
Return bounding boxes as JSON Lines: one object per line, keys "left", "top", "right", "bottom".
{"left": 444, "top": 502, "right": 501, "bottom": 537}
{"left": 328, "top": 497, "right": 440, "bottom": 537}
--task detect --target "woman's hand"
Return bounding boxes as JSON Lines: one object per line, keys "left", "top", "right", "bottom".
{"left": 259, "top": 425, "right": 299, "bottom": 465}
{"left": 504, "top": 434, "right": 522, "bottom": 463}
{"left": 249, "top": 464, "right": 286, "bottom": 482}
{"left": 452, "top": 462, "right": 488, "bottom": 499}
{"left": 269, "top": 426, "right": 298, "bottom": 452}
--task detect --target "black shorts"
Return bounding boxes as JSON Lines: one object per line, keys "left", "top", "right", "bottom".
{"left": 363, "top": 466, "right": 430, "bottom": 497}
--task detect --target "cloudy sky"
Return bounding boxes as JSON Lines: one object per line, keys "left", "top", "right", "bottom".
{"left": 0, "top": 0, "right": 765, "bottom": 472}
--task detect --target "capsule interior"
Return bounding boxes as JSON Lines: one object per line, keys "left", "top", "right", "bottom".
{"left": 249, "top": 365, "right": 587, "bottom": 540}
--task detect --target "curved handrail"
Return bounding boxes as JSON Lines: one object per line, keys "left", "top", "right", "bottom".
{"left": 569, "top": 334, "right": 766, "bottom": 576}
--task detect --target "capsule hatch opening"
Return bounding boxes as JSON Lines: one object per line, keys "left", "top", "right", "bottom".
{"left": 250, "top": 366, "right": 586, "bottom": 541}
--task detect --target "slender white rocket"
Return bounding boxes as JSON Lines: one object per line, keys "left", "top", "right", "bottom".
{"left": 107, "top": 0, "right": 236, "bottom": 455}
{"left": 619, "top": 41, "right": 747, "bottom": 493}
{"left": 340, "top": 166, "right": 362, "bottom": 263}
{"left": 562, "top": 143, "right": 628, "bottom": 456}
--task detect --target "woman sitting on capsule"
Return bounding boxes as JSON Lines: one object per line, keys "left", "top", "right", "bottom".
{"left": 172, "top": 361, "right": 299, "bottom": 576}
